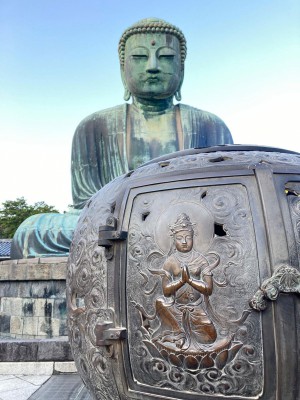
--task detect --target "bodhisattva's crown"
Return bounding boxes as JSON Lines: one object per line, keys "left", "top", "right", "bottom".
{"left": 169, "top": 213, "right": 195, "bottom": 235}
{"left": 118, "top": 17, "right": 187, "bottom": 67}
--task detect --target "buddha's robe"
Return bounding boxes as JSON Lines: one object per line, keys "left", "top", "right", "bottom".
{"left": 11, "top": 103, "right": 233, "bottom": 259}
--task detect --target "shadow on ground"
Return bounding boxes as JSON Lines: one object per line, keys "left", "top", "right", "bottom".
{"left": 29, "top": 374, "right": 92, "bottom": 400}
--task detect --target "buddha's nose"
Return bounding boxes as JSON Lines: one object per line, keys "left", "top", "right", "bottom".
{"left": 146, "top": 54, "right": 160, "bottom": 73}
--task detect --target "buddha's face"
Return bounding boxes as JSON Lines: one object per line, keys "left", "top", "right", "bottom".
{"left": 174, "top": 230, "right": 193, "bottom": 253}
{"left": 123, "top": 33, "right": 183, "bottom": 100}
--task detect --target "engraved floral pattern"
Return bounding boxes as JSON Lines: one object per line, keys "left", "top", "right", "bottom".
{"left": 127, "top": 185, "right": 263, "bottom": 397}
{"left": 67, "top": 176, "right": 126, "bottom": 400}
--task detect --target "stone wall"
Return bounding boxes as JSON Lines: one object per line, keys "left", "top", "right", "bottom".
{"left": 0, "top": 257, "right": 73, "bottom": 361}
{"left": 0, "top": 257, "right": 68, "bottom": 340}
{"left": 0, "top": 338, "right": 73, "bottom": 362}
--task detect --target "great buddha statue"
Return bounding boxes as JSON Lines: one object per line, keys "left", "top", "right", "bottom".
{"left": 11, "top": 17, "right": 233, "bottom": 259}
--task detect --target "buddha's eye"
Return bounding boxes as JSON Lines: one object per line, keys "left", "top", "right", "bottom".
{"left": 158, "top": 48, "right": 176, "bottom": 60}
{"left": 131, "top": 55, "right": 148, "bottom": 59}
{"left": 130, "top": 55, "right": 148, "bottom": 63}
{"left": 130, "top": 48, "right": 148, "bottom": 60}
{"left": 159, "top": 54, "right": 175, "bottom": 59}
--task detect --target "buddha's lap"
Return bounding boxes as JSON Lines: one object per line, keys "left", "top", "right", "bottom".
{"left": 11, "top": 211, "right": 80, "bottom": 259}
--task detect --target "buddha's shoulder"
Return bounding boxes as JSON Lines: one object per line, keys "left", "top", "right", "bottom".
{"left": 178, "top": 103, "right": 227, "bottom": 125}
{"left": 75, "top": 104, "right": 127, "bottom": 129}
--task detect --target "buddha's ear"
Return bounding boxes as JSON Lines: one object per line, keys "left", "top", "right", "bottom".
{"left": 175, "top": 68, "right": 184, "bottom": 102}
{"left": 121, "top": 67, "right": 131, "bottom": 101}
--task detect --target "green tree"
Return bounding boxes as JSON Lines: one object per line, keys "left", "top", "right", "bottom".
{"left": 0, "top": 197, "right": 59, "bottom": 238}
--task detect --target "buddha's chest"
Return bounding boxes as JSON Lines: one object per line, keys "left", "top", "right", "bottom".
{"left": 127, "top": 109, "right": 179, "bottom": 169}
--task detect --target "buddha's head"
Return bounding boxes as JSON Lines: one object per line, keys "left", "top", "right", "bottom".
{"left": 118, "top": 18, "right": 187, "bottom": 102}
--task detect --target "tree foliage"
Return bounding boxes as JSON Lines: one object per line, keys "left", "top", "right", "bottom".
{"left": 0, "top": 197, "right": 59, "bottom": 239}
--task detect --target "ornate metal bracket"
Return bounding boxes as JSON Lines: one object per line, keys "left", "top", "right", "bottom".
{"left": 98, "top": 216, "right": 127, "bottom": 259}
{"left": 95, "top": 320, "right": 127, "bottom": 346}
{"left": 250, "top": 264, "right": 300, "bottom": 311}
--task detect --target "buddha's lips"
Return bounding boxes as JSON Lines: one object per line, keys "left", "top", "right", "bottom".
{"left": 145, "top": 77, "right": 160, "bottom": 83}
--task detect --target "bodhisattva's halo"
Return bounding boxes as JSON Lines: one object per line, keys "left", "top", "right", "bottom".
{"left": 154, "top": 202, "right": 214, "bottom": 255}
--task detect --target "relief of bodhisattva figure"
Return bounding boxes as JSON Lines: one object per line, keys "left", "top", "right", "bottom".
{"left": 152, "top": 213, "right": 219, "bottom": 352}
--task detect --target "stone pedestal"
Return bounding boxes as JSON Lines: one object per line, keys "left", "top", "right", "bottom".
{"left": 0, "top": 257, "right": 73, "bottom": 362}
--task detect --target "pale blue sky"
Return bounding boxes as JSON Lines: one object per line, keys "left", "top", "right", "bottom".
{"left": 1, "top": 0, "right": 299, "bottom": 211}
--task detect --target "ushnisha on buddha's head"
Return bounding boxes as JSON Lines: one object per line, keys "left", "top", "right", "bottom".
{"left": 118, "top": 18, "right": 187, "bottom": 103}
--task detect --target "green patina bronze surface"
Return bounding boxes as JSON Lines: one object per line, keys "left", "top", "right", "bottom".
{"left": 11, "top": 17, "right": 233, "bottom": 259}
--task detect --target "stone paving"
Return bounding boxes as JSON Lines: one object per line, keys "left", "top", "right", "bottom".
{"left": 0, "top": 362, "right": 92, "bottom": 400}
{"left": 0, "top": 374, "right": 51, "bottom": 400}
{"left": 0, "top": 373, "right": 92, "bottom": 400}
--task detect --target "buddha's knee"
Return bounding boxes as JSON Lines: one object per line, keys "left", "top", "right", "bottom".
{"left": 11, "top": 212, "right": 79, "bottom": 259}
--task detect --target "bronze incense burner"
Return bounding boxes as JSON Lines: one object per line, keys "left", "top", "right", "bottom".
{"left": 67, "top": 145, "right": 300, "bottom": 400}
